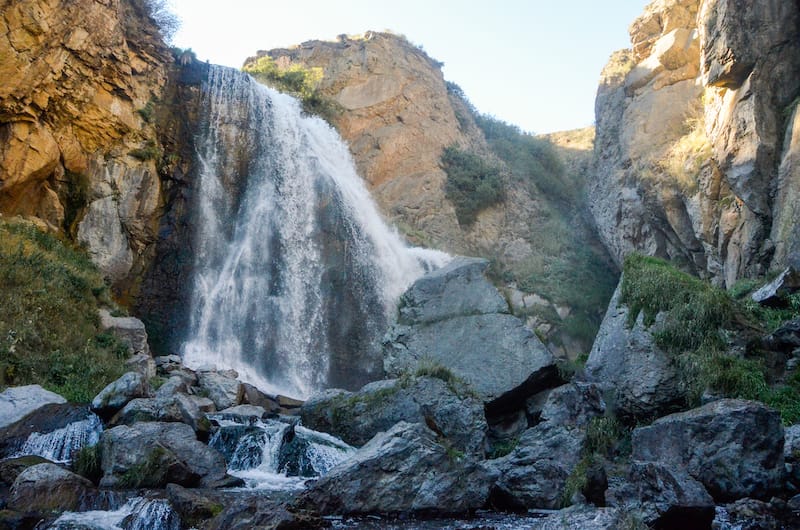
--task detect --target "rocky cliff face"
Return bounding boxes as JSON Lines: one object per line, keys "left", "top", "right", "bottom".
{"left": 591, "top": 0, "right": 800, "bottom": 286}
{"left": 0, "top": 0, "right": 171, "bottom": 290}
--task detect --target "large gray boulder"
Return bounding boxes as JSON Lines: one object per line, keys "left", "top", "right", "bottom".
{"left": 0, "top": 385, "right": 66, "bottom": 429}
{"left": 297, "top": 421, "right": 496, "bottom": 516}
{"left": 111, "top": 394, "right": 210, "bottom": 436}
{"left": 197, "top": 370, "right": 243, "bottom": 410}
{"left": 384, "top": 258, "right": 554, "bottom": 401}
{"left": 0, "top": 403, "right": 97, "bottom": 460}
{"left": 300, "top": 376, "right": 487, "bottom": 455}
{"left": 490, "top": 383, "right": 606, "bottom": 509}
{"left": 397, "top": 257, "right": 508, "bottom": 325}
{"left": 8, "top": 463, "right": 95, "bottom": 513}
{"left": 91, "top": 371, "right": 149, "bottom": 419}
{"left": 606, "top": 462, "right": 715, "bottom": 527}
{"left": 584, "top": 283, "right": 683, "bottom": 420}
{"left": 632, "top": 399, "right": 785, "bottom": 501}
{"left": 751, "top": 267, "right": 800, "bottom": 306}
{"left": 98, "top": 308, "right": 150, "bottom": 355}
{"left": 99, "top": 422, "right": 233, "bottom": 489}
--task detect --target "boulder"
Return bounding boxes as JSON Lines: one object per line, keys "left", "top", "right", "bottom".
{"left": 98, "top": 309, "right": 150, "bottom": 355}
{"left": 489, "top": 383, "right": 606, "bottom": 510}
{"left": 785, "top": 424, "right": 800, "bottom": 488}
{"left": 607, "top": 462, "right": 715, "bottom": 527}
{"left": 124, "top": 352, "right": 156, "bottom": 379}
{"left": 111, "top": 394, "right": 210, "bottom": 435}
{"left": 198, "top": 371, "right": 243, "bottom": 410}
{"left": 165, "top": 484, "right": 225, "bottom": 529}
{"left": 396, "top": 257, "right": 508, "bottom": 325}
{"left": 584, "top": 283, "right": 683, "bottom": 420}
{"left": 752, "top": 268, "right": 800, "bottom": 307}
{"left": 300, "top": 376, "right": 487, "bottom": 455}
{"left": 155, "top": 375, "right": 190, "bottom": 399}
{"left": 0, "top": 403, "right": 94, "bottom": 459}
{"left": 278, "top": 424, "right": 355, "bottom": 477}
{"left": 296, "top": 422, "right": 496, "bottom": 516}
{"left": 0, "top": 456, "right": 51, "bottom": 487}
{"left": 384, "top": 257, "right": 554, "bottom": 402}
{"left": 205, "top": 494, "right": 328, "bottom": 530}
{"left": 241, "top": 383, "right": 281, "bottom": 414}
{"left": 215, "top": 405, "right": 268, "bottom": 422}
{"left": 0, "top": 385, "right": 66, "bottom": 429}
{"left": 99, "top": 422, "right": 234, "bottom": 488}
{"left": 763, "top": 318, "right": 800, "bottom": 353}
{"left": 90, "top": 371, "right": 149, "bottom": 419}
{"left": 632, "top": 399, "right": 785, "bottom": 501}
{"left": 9, "top": 463, "right": 95, "bottom": 512}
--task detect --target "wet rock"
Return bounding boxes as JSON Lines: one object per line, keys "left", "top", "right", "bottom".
{"left": 584, "top": 283, "right": 683, "bottom": 420}
{"left": 607, "top": 462, "right": 715, "bottom": 527}
{"left": 9, "top": 463, "right": 94, "bottom": 512}
{"left": 632, "top": 399, "right": 784, "bottom": 501}
{"left": 301, "top": 376, "right": 487, "bottom": 455}
{"left": 538, "top": 506, "right": 626, "bottom": 529}
{"left": 0, "top": 456, "right": 51, "bottom": 488}
{"left": 297, "top": 422, "right": 496, "bottom": 516}
{"left": 215, "top": 405, "right": 268, "bottom": 422}
{"left": 90, "top": 371, "right": 149, "bottom": 419}
{"left": 241, "top": 383, "right": 281, "bottom": 414}
{"left": 0, "top": 403, "right": 97, "bottom": 462}
{"left": 278, "top": 425, "right": 355, "bottom": 478}
{"left": 165, "top": 484, "right": 225, "bottom": 529}
{"left": 198, "top": 371, "right": 243, "bottom": 410}
{"left": 110, "top": 394, "right": 210, "bottom": 436}
{"left": 99, "top": 422, "right": 233, "bottom": 489}
{"left": 715, "top": 498, "right": 793, "bottom": 530}
{"left": 0, "top": 385, "right": 66, "bottom": 429}
{"left": 206, "top": 495, "right": 329, "bottom": 530}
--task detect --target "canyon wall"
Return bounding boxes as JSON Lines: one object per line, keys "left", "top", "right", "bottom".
{"left": 590, "top": 0, "right": 800, "bottom": 286}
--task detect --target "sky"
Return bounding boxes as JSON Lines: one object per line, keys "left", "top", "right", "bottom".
{"left": 169, "top": 0, "right": 650, "bottom": 134}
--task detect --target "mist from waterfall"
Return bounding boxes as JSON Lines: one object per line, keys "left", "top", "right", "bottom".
{"left": 180, "top": 66, "right": 449, "bottom": 399}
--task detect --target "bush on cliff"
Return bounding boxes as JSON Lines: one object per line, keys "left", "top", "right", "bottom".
{"left": 441, "top": 145, "right": 505, "bottom": 226}
{"left": 621, "top": 254, "right": 800, "bottom": 424}
{"left": 0, "top": 219, "right": 127, "bottom": 402}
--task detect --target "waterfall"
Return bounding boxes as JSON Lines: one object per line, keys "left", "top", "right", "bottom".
{"left": 51, "top": 497, "right": 180, "bottom": 530}
{"left": 15, "top": 413, "right": 102, "bottom": 463}
{"left": 181, "top": 66, "right": 449, "bottom": 398}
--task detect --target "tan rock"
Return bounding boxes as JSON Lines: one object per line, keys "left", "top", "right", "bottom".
{"left": 0, "top": 121, "right": 59, "bottom": 188}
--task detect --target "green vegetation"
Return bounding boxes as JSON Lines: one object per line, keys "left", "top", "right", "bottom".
{"left": 410, "top": 360, "right": 477, "bottom": 399}
{"left": 63, "top": 170, "right": 91, "bottom": 235}
{"left": 73, "top": 444, "right": 103, "bottom": 483}
{"left": 440, "top": 145, "right": 505, "bottom": 226}
{"left": 487, "top": 437, "right": 518, "bottom": 459}
{"left": 243, "top": 55, "right": 340, "bottom": 121}
{"left": 136, "top": 100, "right": 155, "bottom": 123}
{"left": 621, "top": 254, "right": 800, "bottom": 423}
{"left": 118, "top": 446, "right": 169, "bottom": 488}
{"left": 562, "top": 416, "right": 623, "bottom": 507}
{"left": 0, "top": 219, "right": 127, "bottom": 402}
{"left": 129, "top": 140, "right": 161, "bottom": 162}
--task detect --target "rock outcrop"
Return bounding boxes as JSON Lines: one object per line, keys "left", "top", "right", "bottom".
{"left": 0, "top": 0, "right": 172, "bottom": 289}
{"left": 383, "top": 258, "right": 554, "bottom": 401}
{"left": 590, "top": 0, "right": 800, "bottom": 286}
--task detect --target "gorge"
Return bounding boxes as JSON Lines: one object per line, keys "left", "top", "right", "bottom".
{"left": 1, "top": 0, "right": 800, "bottom": 528}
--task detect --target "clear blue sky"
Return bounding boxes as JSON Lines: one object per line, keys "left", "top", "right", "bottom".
{"left": 170, "top": 0, "right": 650, "bottom": 133}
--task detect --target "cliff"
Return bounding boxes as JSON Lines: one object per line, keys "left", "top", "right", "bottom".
{"left": 248, "top": 33, "right": 617, "bottom": 355}
{"left": 0, "top": 0, "right": 172, "bottom": 292}
{"left": 590, "top": 0, "right": 800, "bottom": 286}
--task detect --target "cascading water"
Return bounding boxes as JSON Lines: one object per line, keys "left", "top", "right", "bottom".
{"left": 50, "top": 497, "right": 180, "bottom": 530}
{"left": 14, "top": 413, "right": 102, "bottom": 463}
{"left": 181, "top": 66, "right": 449, "bottom": 398}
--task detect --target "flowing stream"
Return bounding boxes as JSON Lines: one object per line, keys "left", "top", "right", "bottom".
{"left": 180, "top": 66, "right": 448, "bottom": 399}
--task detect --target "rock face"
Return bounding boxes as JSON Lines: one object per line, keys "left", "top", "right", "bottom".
{"left": 91, "top": 371, "right": 149, "bottom": 419}
{"left": 0, "top": 0, "right": 171, "bottom": 288}
{"left": 0, "top": 384, "right": 66, "bottom": 429}
{"left": 584, "top": 282, "right": 682, "bottom": 420}
{"left": 632, "top": 399, "right": 785, "bottom": 501}
{"left": 297, "top": 421, "right": 496, "bottom": 516}
{"left": 590, "top": 0, "right": 800, "bottom": 286}
{"left": 383, "top": 258, "right": 554, "bottom": 401}
{"left": 300, "top": 375, "right": 487, "bottom": 455}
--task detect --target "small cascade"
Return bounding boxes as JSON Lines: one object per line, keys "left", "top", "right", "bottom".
{"left": 15, "top": 413, "right": 102, "bottom": 463}
{"left": 181, "top": 65, "right": 449, "bottom": 398}
{"left": 50, "top": 497, "right": 180, "bottom": 530}
{"left": 208, "top": 415, "right": 353, "bottom": 490}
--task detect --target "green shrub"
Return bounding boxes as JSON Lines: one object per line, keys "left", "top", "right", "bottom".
{"left": 487, "top": 437, "right": 519, "bottom": 459}
{"left": 119, "top": 446, "right": 169, "bottom": 488}
{"left": 73, "top": 444, "right": 102, "bottom": 483}
{"left": 440, "top": 145, "right": 505, "bottom": 226}
{"left": 0, "top": 219, "right": 127, "bottom": 402}
{"left": 129, "top": 140, "right": 161, "bottom": 161}
{"left": 622, "top": 253, "right": 800, "bottom": 423}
